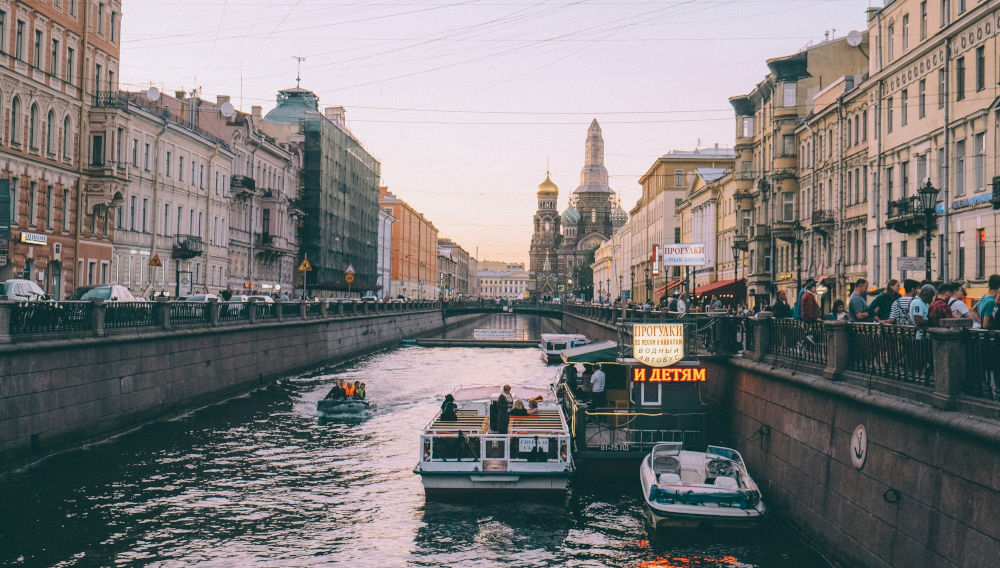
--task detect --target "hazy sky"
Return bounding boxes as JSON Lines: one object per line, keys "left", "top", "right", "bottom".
{"left": 120, "top": 0, "right": 876, "bottom": 264}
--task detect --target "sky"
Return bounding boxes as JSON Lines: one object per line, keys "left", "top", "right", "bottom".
{"left": 120, "top": 0, "right": 877, "bottom": 265}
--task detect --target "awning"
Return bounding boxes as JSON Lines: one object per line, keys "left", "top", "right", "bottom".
{"left": 561, "top": 341, "right": 620, "bottom": 364}
{"left": 965, "top": 287, "right": 989, "bottom": 301}
{"left": 694, "top": 279, "right": 746, "bottom": 297}
{"left": 654, "top": 280, "right": 684, "bottom": 298}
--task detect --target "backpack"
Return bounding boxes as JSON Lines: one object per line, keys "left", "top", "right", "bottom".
{"left": 927, "top": 298, "right": 952, "bottom": 326}
{"left": 668, "top": 298, "right": 678, "bottom": 311}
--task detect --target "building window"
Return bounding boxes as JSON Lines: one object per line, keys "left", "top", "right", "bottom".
{"left": 132, "top": 138, "right": 138, "bottom": 167}
{"left": 886, "top": 97, "right": 893, "bottom": 133}
{"left": 782, "top": 134, "right": 795, "bottom": 156}
{"left": 28, "top": 104, "right": 38, "bottom": 149}
{"left": 938, "top": 68, "right": 947, "bottom": 108}
{"left": 886, "top": 166, "right": 894, "bottom": 201}
{"left": 50, "top": 39, "right": 58, "bottom": 75}
{"left": 900, "top": 89, "right": 908, "bottom": 126}
{"left": 902, "top": 14, "right": 909, "bottom": 50}
{"left": 166, "top": 151, "right": 171, "bottom": 177}
{"left": 63, "top": 189, "right": 70, "bottom": 231}
{"left": 0, "top": 12, "right": 5, "bottom": 53}
{"left": 144, "top": 143, "right": 150, "bottom": 170}
{"left": 97, "top": 3, "right": 104, "bottom": 35}
{"left": 32, "top": 29, "right": 41, "bottom": 68}
{"left": 973, "top": 132, "right": 985, "bottom": 191}
{"left": 941, "top": 0, "right": 950, "bottom": 27}
{"left": 45, "top": 185, "right": 53, "bottom": 228}
{"left": 957, "top": 232, "right": 965, "bottom": 280}
{"left": 887, "top": 23, "right": 895, "bottom": 60}
{"left": 956, "top": 56, "right": 965, "bottom": 100}
{"left": 782, "top": 83, "right": 796, "bottom": 107}
{"left": 142, "top": 198, "right": 148, "bottom": 232}
{"left": 976, "top": 45, "right": 985, "bottom": 91}
{"left": 862, "top": 110, "right": 868, "bottom": 140}
{"left": 111, "top": 11, "right": 117, "bottom": 43}
{"left": 66, "top": 47, "right": 74, "bottom": 83}
{"left": 954, "top": 139, "right": 966, "bottom": 196}
{"left": 91, "top": 134, "right": 102, "bottom": 166}
{"left": 9, "top": 96, "right": 20, "bottom": 146}
{"left": 742, "top": 117, "right": 753, "bottom": 138}
{"left": 916, "top": 154, "right": 928, "bottom": 185}
{"left": 901, "top": 161, "right": 910, "bottom": 198}
{"left": 46, "top": 110, "right": 54, "bottom": 154}
{"left": 28, "top": 181, "right": 36, "bottom": 226}
{"left": 957, "top": 0, "right": 965, "bottom": 14}
{"left": 674, "top": 169, "right": 683, "bottom": 186}
{"left": 62, "top": 116, "right": 71, "bottom": 159}
{"left": 920, "top": 2, "right": 927, "bottom": 39}
{"left": 15, "top": 20, "right": 24, "bottom": 60}
{"left": 977, "top": 228, "right": 986, "bottom": 279}
{"left": 94, "top": 63, "right": 101, "bottom": 94}
{"left": 129, "top": 195, "right": 136, "bottom": 230}
{"left": 918, "top": 79, "right": 926, "bottom": 118}
{"left": 782, "top": 192, "right": 794, "bottom": 221}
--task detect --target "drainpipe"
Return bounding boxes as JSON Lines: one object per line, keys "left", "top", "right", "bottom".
{"left": 874, "top": 9, "right": 884, "bottom": 289}
{"left": 942, "top": 37, "right": 951, "bottom": 282}
{"left": 836, "top": 93, "right": 846, "bottom": 298}
{"left": 148, "top": 117, "right": 169, "bottom": 295}
{"left": 801, "top": 119, "right": 815, "bottom": 277}
{"left": 73, "top": 0, "right": 92, "bottom": 287}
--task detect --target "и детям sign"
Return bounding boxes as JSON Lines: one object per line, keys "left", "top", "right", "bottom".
{"left": 632, "top": 367, "right": 707, "bottom": 382}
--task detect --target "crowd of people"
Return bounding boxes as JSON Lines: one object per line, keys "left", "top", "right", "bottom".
{"left": 767, "top": 274, "right": 1000, "bottom": 331}
{"left": 559, "top": 363, "right": 607, "bottom": 407}
{"left": 438, "top": 385, "right": 546, "bottom": 432}
{"left": 323, "top": 379, "right": 367, "bottom": 401}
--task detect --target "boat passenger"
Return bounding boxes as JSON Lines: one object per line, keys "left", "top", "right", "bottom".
{"left": 510, "top": 400, "right": 528, "bottom": 416}
{"left": 580, "top": 364, "right": 595, "bottom": 402}
{"left": 343, "top": 381, "right": 356, "bottom": 398}
{"left": 527, "top": 396, "right": 542, "bottom": 415}
{"left": 325, "top": 379, "right": 345, "bottom": 400}
{"left": 495, "top": 385, "right": 513, "bottom": 433}
{"left": 355, "top": 382, "right": 366, "bottom": 400}
{"left": 440, "top": 394, "right": 458, "bottom": 421}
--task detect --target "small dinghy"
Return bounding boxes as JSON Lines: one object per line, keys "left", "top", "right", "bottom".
{"left": 317, "top": 396, "right": 373, "bottom": 414}
{"left": 639, "top": 442, "right": 765, "bottom": 529}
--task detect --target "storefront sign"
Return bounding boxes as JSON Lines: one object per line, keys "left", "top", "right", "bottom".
{"left": 632, "top": 366, "right": 707, "bottom": 382}
{"left": 20, "top": 232, "right": 47, "bottom": 245}
{"left": 632, "top": 323, "right": 684, "bottom": 367}
{"left": 661, "top": 244, "right": 706, "bottom": 266}
{"left": 951, "top": 193, "right": 993, "bottom": 210}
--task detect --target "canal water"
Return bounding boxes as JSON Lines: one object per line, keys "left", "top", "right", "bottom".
{"left": 0, "top": 316, "right": 828, "bottom": 567}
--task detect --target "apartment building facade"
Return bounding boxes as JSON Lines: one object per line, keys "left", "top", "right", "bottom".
{"left": 380, "top": 186, "right": 438, "bottom": 300}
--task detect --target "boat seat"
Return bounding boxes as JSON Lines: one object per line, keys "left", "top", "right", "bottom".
{"left": 713, "top": 476, "right": 739, "bottom": 489}
{"left": 658, "top": 472, "right": 682, "bottom": 486}
{"left": 679, "top": 466, "right": 703, "bottom": 486}
{"left": 652, "top": 456, "right": 680, "bottom": 475}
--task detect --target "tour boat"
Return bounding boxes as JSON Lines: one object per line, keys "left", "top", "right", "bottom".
{"left": 414, "top": 385, "right": 574, "bottom": 497}
{"left": 639, "top": 442, "right": 766, "bottom": 528}
{"left": 539, "top": 333, "right": 590, "bottom": 363}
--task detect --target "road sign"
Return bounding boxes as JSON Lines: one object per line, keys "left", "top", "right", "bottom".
{"left": 298, "top": 258, "right": 312, "bottom": 271}
{"left": 897, "top": 256, "right": 925, "bottom": 271}
{"left": 149, "top": 254, "right": 162, "bottom": 267}
{"left": 345, "top": 264, "right": 356, "bottom": 275}
{"left": 345, "top": 273, "right": 355, "bottom": 284}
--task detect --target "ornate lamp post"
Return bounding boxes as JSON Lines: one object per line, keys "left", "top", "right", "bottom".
{"left": 731, "top": 243, "right": 741, "bottom": 303}
{"left": 644, "top": 265, "right": 651, "bottom": 304}
{"left": 918, "top": 180, "right": 940, "bottom": 282}
{"left": 792, "top": 221, "right": 804, "bottom": 297}
{"left": 630, "top": 267, "right": 635, "bottom": 303}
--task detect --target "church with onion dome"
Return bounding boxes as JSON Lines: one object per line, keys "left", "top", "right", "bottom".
{"left": 529, "top": 120, "right": 628, "bottom": 300}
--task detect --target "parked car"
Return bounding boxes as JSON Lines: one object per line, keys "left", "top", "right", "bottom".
{"left": 184, "top": 294, "right": 219, "bottom": 302}
{"left": 68, "top": 284, "right": 136, "bottom": 302}
{"left": 1, "top": 279, "right": 48, "bottom": 301}
{"left": 248, "top": 295, "right": 275, "bottom": 303}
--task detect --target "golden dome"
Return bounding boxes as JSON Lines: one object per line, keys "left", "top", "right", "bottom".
{"left": 537, "top": 174, "right": 558, "bottom": 195}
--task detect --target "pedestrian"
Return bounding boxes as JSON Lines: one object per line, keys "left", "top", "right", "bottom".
{"left": 948, "top": 283, "right": 981, "bottom": 327}
{"left": 870, "top": 279, "right": 901, "bottom": 323}
{"left": 848, "top": 279, "right": 872, "bottom": 322}
{"left": 590, "top": 364, "right": 607, "bottom": 408}
{"left": 974, "top": 274, "right": 1000, "bottom": 329}
{"left": 792, "top": 279, "right": 812, "bottom": 320}
{"left": 580, "top": 364, "right": 595, "bottom": 402}
{"left": 889, "top": 279, "right": 920, "bottom": 326}
{"left": 910, "top": 284, "right": 936, "bottom": 338}
{"left": 927, "top": 283, "right": 954, "bottom": 326}
{"left": 771, "top": 291, "right": 792, "bottom": 318}
{"left": 824, "top": 299, "right": 848, "bottom": 321}
{"left": 800, "top": 280, "right": 821, "bottom": 322}
{"left": 220, "top": 284, "right": 234, "bottom": 301}
{"left": 677, "top": 293, "right": 689, "bottom": 314}
{"left": 711, "top": 295, "right": 724, "bottom": 311}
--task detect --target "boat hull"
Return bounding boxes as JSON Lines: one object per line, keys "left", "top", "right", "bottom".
{"left": 317, "top": 398, "right": 373, "bottom": 413}
{"left": 645, "top": 502, "right": 766, "bottom": 529}
{"left": 416, "top": 468, "right": 570, "bottom": 498}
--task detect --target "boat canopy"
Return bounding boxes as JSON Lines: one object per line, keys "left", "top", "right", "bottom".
{"left": 561, "top": 341, "right": 619, "bottom": 364}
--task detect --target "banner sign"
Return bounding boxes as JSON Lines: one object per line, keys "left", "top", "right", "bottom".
{"left": 662, "top": 244, "right": 706, "bottom": 266}
{"left": 473, "top": 328, "right": 515, "bottom": 339}
{"left": 632, "top": 366, "right": 707, "bottom": 382}
{"left": 652, "top": 244, "right": 660, "bottom": 276}
{"left": 632, "top": 323, "right": 685, "bottom": 367}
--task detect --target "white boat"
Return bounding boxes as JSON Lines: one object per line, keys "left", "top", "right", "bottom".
{"left": 539, "top": 333, "right": 590, "bottom": 363}
{"left": 639, "top": 442, "right": 766, "bottom": 528}
{"left": 414, "top": 385, "right": 574, "bottom": 497}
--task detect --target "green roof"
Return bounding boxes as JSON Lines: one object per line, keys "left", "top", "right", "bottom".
{"left": 264, "top": 87, "right": 320, "bottom": 125}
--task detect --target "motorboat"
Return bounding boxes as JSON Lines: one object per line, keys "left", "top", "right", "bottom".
{"left": 539, "top": 333, "right": 590, "bottom": 363}
{"left": 317, "top": 384, "right": 374, "bottom": 415}
{"left": 414, "top": 385, "right": 574, "bottom": 497}
{"left": 639, "top": 442, "right": 765, "bottom": 528}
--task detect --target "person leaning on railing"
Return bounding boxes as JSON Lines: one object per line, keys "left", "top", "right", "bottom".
{"left": 799, "top": 281, "right": 821, "bottom": 323}
{"left": 889, "top": 279, "right": 920, "bottom": 326}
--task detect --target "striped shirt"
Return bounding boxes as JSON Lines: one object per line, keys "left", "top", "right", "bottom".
{"left": 890, "top": 295, "right": 915, "bottom": 326}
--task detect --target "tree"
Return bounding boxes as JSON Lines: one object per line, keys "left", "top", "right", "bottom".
{"left": 572, "top": 248, "right": 596, "bottom": 300}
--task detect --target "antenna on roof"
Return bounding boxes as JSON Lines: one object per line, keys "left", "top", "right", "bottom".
{"left": 293, "top": 55, "right": 306, "bottom": 88}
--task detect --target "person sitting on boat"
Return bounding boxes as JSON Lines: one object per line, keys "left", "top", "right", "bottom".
{"left": 510, "top": 400, "right": 528, "bottom": 416}
{"left": 343, "top": 381, "right": 356, "bottom": 398}
{"left": 526, "top": 396, "right": 542, "bottom": 415}
{"left": 325, "top": 379, "right": 346, "bottom": 400}
{"left": 354, "top": 382, "right": 366, "bottom": 400}
{"left": 440, "top": 394, "right": 458, "bottom": 421}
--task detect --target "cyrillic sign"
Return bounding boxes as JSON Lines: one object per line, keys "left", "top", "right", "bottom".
{"left": 632, "top": 323, "right": 685, "bottom": 367}
{"left": 473, "top": 328, "right": 515, "bottom": 339}
{"left": 20, "top": 232, "right": 47, "bottom": 245}
{"left": 632, "top": 367, "right": 707, "bottom": 382}
{"left": 662, "top": 244, "right": 706, "bottom": 266}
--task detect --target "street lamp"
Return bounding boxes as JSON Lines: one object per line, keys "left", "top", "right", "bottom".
{"left": 792, "top": 221, "right": 804, "bottom": 297}
{"left": 918, "top": 180, "right": 940, "bottom": 282}
{"left": 731, "top": 243, "right": 741, "bottom": 303}
{"left": 644, "top": 266, "right": 651, "bottom": 304}
{"left": 630, "top": 267, "right": 635, "bottom": 303}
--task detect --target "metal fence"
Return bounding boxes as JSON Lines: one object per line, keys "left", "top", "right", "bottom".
{"left": 847, "top": 323, "right": 934, "bottom": 388}
{"left": 169, "top": 302, "right": 209, "bottom": 325}
{"left": 104, "top": 302, "right": 157, "bottom": 329}
{"left": 306, "top": 302, "right": 323, "bottom": 317}
{"left": 964, "top": 329, "right": 1000, "bottom": 401}
{"left": 218, "top": 302, "right": 248, "bottom": 323}
{"left": 10, "top": 301, "right": 92, "bottom": 334}
{"left": 282, "top": 302, "right": 303, "bottom": 319}
{"left": 769, "top": 319, "right": 827, "bottom": 365}
{"left": 255, "top": 302, "right": 276, "bottom": 321}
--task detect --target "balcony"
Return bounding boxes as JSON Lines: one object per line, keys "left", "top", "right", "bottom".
{"left": 772, "top": 220, "right": 794, "bottom": 242}
{"left": 254, "top": 233, "right": 289, "bottom": 256}
{"left": 748, "top": 224, "right": 770, "bottom": 241}
{"left": 230, "top": 175, "right": 256, "bottom": 198}
{"left": 811, "top": 209, "right": 834, "bottom": 235}
{"left": 732, "top": 232, "right": 749, "bottom": 251}
{"left": 92, "top": 90, "right": 129, "bottom": 110}
{"left": 886, "top": 197, "right": 929, "bottom": 234}
{"left": 173, "top": 234, "right": 204, "bottom": 259}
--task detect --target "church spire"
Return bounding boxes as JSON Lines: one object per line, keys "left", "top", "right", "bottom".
{"left": 575, "top": 119, "right": 610, "bottom": 193}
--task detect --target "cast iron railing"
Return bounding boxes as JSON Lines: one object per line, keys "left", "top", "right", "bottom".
{"left": 218, "top": 302, "right": 248, "bottom": 323}
{"left": 169, "top": 302, "right": 209, "bottom": 325}
{"left": 769, "top": 319, "right": 827, "bottom": 365}
{"left": 255, "top": 302, "right": 276, "bottom": 320}
{"left": 306, "top": 302, "right": 323, "bottom": 317}
{"left": 964, "top": 329, "right": 1000, "bottom": 401}
{"left": 104, "top": 302, "right": 157, "bottom": 329}
{"left": 847, "top": 323, "right": 934, "bottom": 387}
{"left": 10, "top": 301, "right": 92, "bottom": 334}
{"left": 282, "top": 302, "right": 303, "bottom": 318}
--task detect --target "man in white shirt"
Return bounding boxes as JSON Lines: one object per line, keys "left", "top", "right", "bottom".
{"left": 948, "top": 284, "right": 981, "bottom": 327}
{"left": 589, "top": 364, "right": 607, "bottom": 408}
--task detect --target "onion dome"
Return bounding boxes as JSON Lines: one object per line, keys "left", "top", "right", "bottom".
{"left": 561, "top": 205, "right": 580, "bottom": 225}
{"left": 537, "top": 174, "right": 558, "bottom": 196}
{"left": 611, "top": 203, "right": 629, "bottom": 228}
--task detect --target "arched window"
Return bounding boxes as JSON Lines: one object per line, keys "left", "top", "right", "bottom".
{"left": 29, "top": 103, "right": 38, "bottom": 149}
{"left": 10, "top": 96, "right": 21, "bottom": 145}
{"left": 46, "top": 110, "right": 54, "bottom": 154}
{"left": 62, "top": 116, "right": 71, "bottom": 159}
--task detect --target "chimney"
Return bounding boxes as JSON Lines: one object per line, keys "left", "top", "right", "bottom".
{"left": 175, "top": 90, "right": 186, "bottom": 100}
{"left": 714, "top": 142, "right": 719, "bottom": 150}
{"left": 251, "top": 105, "right": 262, "bottom": 120}
{"left": 325, "top": 106, "right": 346, "bottom": 126}
{"left": 217, "top": 95, "right": 231, "bottom": 105}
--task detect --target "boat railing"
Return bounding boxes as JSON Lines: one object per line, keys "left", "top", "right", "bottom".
{"left": 421, "top": 430, "right": 571, "bottom": 466}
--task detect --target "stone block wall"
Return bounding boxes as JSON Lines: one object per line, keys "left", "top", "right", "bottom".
{"left": 0, "top": 310, "right": 479, "bottom": 472}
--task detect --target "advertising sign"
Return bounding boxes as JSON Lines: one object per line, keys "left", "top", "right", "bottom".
{"left": 652, "top": 244, "right": 660, "bottom": 276}
{"left": 20, "top": 232, "right": 47, "bottom": 245}
{"left": 632, "top": 323, "right": 685, "bottom": 367}
{"left": 662, "top": 244, "right": 706, "bottom": 266}
{"left": 473, "top": 328, "right": 515, "bottom": 339}
{"left": 632, "top": 366, "right": 707, "bottom": 382}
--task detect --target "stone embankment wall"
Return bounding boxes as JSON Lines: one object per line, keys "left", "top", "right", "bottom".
{"left": 0, "top": 310, "right": 481, "bottom": 472}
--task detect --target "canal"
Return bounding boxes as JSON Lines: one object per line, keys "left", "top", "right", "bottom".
{"left": 0, "top": 315, "right": 828, "bottom": 567}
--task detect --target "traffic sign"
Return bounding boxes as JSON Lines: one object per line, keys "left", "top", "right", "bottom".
{"left": 345, "top": 264, "right": 356, "bottom": 275}
{"left": 345, "top": 273, "right": 355, "bottom": 284}
{"left": 298, "top": 258, "right": 313, "bottom": 271}
{"left": 149, "top": 254, "right": 162, "bottom": 267}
